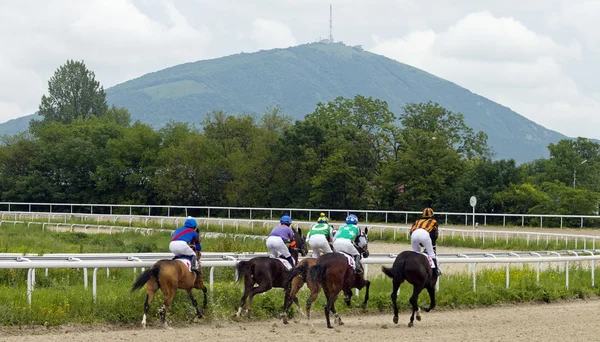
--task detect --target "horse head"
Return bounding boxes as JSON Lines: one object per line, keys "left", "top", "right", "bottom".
{"left": 290, "top": 226, "right": 308, "bottom": 258}
{"left": 354, "top": 227, "right": 370, "bottom": 258}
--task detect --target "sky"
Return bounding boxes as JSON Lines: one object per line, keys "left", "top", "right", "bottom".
{"left": 1, "top": 0, "right": 599, "bottom": 139}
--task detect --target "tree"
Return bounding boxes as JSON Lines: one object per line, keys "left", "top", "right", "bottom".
{"left": 30, "top": 60, "right": 108, "bottom": 130}
{"left": 380, "top": 102, "right": 490, "bottom": 210}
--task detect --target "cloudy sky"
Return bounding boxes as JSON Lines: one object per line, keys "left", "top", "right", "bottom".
{"left": 1, "top": 0, "right": 599, "bottom": 139}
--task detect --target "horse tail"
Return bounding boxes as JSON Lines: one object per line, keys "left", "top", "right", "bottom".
{"left": 131, "top": 265, "right": 160, "bottom": 293}
{"left": 309, "top": 264, "right": 325, "bottom": 285}
{"left": 382, "top": 259, "right": 404, "bottom": 279}
{"left": 235, "top": 261, "right": 249, "bottom": 284}
{"left": 285, "top": 261, "right": 308, "bottom": 286}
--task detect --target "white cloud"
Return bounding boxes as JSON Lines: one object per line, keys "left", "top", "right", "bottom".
{"left": 0, "top": 0, "right": 212, "bottom": 123}
{"left": 250, "top": 18, "right": 298, "bottom": 50}
{"left": 370, "top": 11, "right": 600, "bottom": 139}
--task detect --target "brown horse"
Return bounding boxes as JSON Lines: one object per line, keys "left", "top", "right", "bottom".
{"left": 281, "top": 257, "right": 319, "bottom": 324}
{"left": 235, "top": 227, "right": 307, "bottom": 318}
{"left": 381, "top": 250, "right": 438, "bottom": 327}
{"left": 307, "top": 228, "right": 370, "bottom": 328}
{"left": 131, "top": 250, "right": 207, "bottom": 328}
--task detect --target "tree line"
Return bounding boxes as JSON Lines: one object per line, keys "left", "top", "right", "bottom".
{"left": 1, "top": 60, "right": 599, "bottom": 220}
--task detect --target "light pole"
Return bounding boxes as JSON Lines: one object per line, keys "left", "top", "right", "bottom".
{"left": 573, "top": 159, "right": 588, "bottom": 188}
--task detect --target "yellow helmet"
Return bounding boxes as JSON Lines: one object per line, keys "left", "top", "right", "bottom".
{"left": 422, "top": 208, "right": 434, "bottom": 218}
{"left": 317, "top": 212, "right": 329, "bottom": 223}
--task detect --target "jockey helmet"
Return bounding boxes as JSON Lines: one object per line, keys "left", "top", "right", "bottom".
{"left": 422, "top": 208, "right": 434, "bottom": 218}
{"left": 345, "top": 214, "right": 358, "bottom": 225}
{"left": 280, "top": 214, "right": 292, "bottom": 225}
{"left": 317, "top": 212, "right": 329, "bottom": 223}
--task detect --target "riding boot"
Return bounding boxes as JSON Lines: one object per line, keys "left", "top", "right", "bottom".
{"left": 190, "top": 255, "right": 200, "bottom": 275}
{"left": 433, "top": 257, "right": 441, "bottom": 276}
{"left": 285, "top": 256, "right": 296, "bottom": 270}
{"left": 353, "top": 255, "right": 363, "bottom": 274}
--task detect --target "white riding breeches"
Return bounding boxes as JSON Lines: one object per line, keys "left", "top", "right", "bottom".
{"left": 333, "top": 238, "right": 359, "bottom": 257}
{"left": 266, "top": 236, "right": 291, "bottom": 258}
{"left": 411, "top": 228, "right": 436, "bottom": 259}
{"left": 307, "top": 234, "right": 332, "bottom": 258}
{"left": 169, "top": 240, "right": 195, "bottom": 256}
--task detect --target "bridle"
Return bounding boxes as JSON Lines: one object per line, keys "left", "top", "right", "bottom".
{"left": 354, "top": 230, "right": 369, "bottom": 258}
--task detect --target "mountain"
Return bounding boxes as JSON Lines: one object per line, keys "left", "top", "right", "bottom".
{"left": 0, "top": 43, "right": 567, "bottom": 163}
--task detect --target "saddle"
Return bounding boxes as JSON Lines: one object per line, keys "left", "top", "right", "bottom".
{"left": 338, "top": 251, "right": 357, "bottom": 271}
{"left": 270, "top": 255, "right": 293, "bottom": 271}
{"left": 418, "top": 252, "right": 436, "bottom": 269}
{"left": 174, "top": 257, "right": 192, "bottom": 272}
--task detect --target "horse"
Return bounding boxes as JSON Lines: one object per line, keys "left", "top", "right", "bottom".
{"left": 131, "top": 249, "right": 207, "bottom": 328}
{"left": 234, "top": 227, "right": 308, "bottom": 318}
{"left": 281, "top": 257, "right": 319, "bottom": 324}
{"left": 307, "top": 228, "right": 370, "bottom": 328}
{"left": 381, "top": 250, "right": 438, "bottom": 327}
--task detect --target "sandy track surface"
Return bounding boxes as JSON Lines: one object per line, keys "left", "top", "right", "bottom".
{"left": 4, "top": 299, "right": 600, "bottom": 342}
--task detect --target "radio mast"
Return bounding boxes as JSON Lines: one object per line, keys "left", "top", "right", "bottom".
{"left": 329, "top": 4, "right": 334, "bottom": 43}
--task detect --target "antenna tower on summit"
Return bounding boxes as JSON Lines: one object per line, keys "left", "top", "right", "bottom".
{"left": 329, "top": 4, "right": 334, "bottom": 43}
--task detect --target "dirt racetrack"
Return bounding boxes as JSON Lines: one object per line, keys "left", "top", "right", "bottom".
{"left": 4, "top": 299, "right": 600, "bottom": 342}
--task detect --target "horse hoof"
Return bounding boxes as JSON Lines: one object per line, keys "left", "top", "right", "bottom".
{"left": 422, "top": 305, "right": 431, "bottom": 312}
{"left": 416, "top": 315, "right": 421, "bottom": 321}
{"left": 393, "top": 316, "right": 398, "bottom": 324}
{"left": 327, "top": 325, "right": 334, "bottom": 329}
{"left": 408, "top": 322, "right": 414, "bottom": 328}
{"left": 283, "top": 319, "right": 289, "bottom": 325}
{"left": 338, "top": 321, "right": 344, "bottom": 326}
{"left": 361, "top": 302, "right": 367, "bottom": 310}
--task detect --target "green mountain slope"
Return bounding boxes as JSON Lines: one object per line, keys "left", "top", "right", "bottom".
{"left": 0, "top": 43, "right": 567, "bottom": 163}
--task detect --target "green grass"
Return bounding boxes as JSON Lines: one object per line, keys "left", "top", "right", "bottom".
{"left": 1, "top": 222, "right": 599, "bottom": 326}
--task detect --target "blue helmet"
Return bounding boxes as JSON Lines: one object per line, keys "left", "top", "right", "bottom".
{"left": 280, "top": 214, "right": 292, "bottom": 225}
{"left": 346, "top": 214, "right": 358, "bottom": 225}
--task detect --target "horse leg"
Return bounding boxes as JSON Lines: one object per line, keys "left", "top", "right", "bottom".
{"left": 202, "top": 285, "right": 208, "bottom": 312}
{"left": 390, "top": 278, "right": 401, "bottom": 324}
{"left": 422, "top": 285, "right": 436, "bottom": 312}
{"left": 331, "top": 303, "right": 343, "bottom": 326}
{"left": 343, "top": 287, "right": 352, "bottom": 307}
{"left": 235, "top": 276, "right": 254, "bottom": 318}
{"left": 361, "top": 280, "right": 371, "bottom": 310}
{"left": 246, "top": 280, "right": 272, "bottom": 316}
{"left": 159, "top": 288, "right": 175, "bottom": 329}
{"left": 305, "top": 284, "right": 320, "bottom": 321}
{"left": 408, "top": 285, "right": 424, "bottom": 328}
{"left": 142, "top": 281, "right": 158, "bottom": 328}
{"left": 187, "top": 289, "right": 203, "bottom": 319}
{"left": 324, "top": 291, "right": 339, "bottom": 329}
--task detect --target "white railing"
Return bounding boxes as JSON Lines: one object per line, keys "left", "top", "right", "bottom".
{"left": 2, "top": 202, "right": 600, "bottom": 228}
{"left": 3, "top": 214, "right": 600, "bottom": 249}
{"left": 2, "top": 254, "right": 598, "bottom": 306}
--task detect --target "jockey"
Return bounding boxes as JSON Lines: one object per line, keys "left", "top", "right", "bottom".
{"left": 306, "top": 212, "right": 334, "bottom": 258}
{"left": 332, "top": 214, "right": 363, "bottom": 274}
{"left": 410, "top": 207, "right": 441, "bottom": 275}
{"left": 169, "top": 217, "right": 201, "bottom": 274}
{"left": 266, "top": 214, "right": 296, "bottom": 268}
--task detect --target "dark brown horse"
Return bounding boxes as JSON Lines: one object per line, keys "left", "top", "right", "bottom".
{"left": 381, "top": 250, "right": 438, "bottom": 327}
{"left": 234, "top": 227, "right": 308, "bottom": 317}
{"left": 281, "top": 257, "right": 319, "bottom": 324}
{"left": 131, "top": 250, "right": 207, "bottom": 328}
{"left": 307, "top": 228, "right": 370, "bottom": 328}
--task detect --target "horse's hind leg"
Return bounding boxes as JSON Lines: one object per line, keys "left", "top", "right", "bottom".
{"left": 202, "top": 285, "right": 208, "bottom": 312}
{"left": 305, "top": 283, "right": 321, "bottom": 320}
{"left": 324, "top": 291, "right": 339, "bottom": 329}
{"left": 331, "top": 303, "right": 343, "bottom": 326}
{"left": 142, "top": 283, "right": 157, "bottom": 328}
{"left": 159, "top": 288, "right": 176, "bottom": 328}
{"left": 187, "top": 289, "right": 203, "bottom": 319}
{"left": 408, "top": 285, "right": 424, "bottom": 328}
{"left": 390, "top": 278, "right": 402, "bottom": 324}
{"left": 235, "top": 276, "right": 253, "bottom": 318}
{"left": 246, "top": 280, "right": 272, "bottom": 316}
